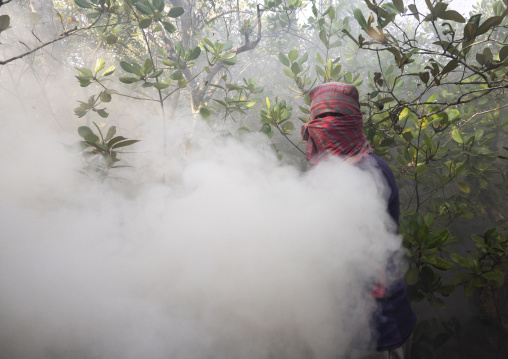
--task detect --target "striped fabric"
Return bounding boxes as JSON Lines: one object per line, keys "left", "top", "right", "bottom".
{"left": 301, "top": 82, "right": 372, "bottom": 165}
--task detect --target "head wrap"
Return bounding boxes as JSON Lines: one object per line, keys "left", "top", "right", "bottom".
{"left": 301, "top": 82, "right": 372, "bottom": 165}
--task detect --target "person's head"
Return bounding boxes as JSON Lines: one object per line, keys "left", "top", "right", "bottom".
{"left": 302, "top": 82, "right": 371, "bottom": 165}
{"left": 308, "top": 82, "right": 361, "bottom": 121}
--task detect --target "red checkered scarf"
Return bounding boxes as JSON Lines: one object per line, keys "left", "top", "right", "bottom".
{"left": 301, "top": 82, "right": 372, "bottom": 166}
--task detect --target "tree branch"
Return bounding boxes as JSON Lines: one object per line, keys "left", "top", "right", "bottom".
{"left": 232, "top": 4, "right": 261, "bottom": 55}
{"left": 0, "top": 0, "right": 14, "bottom": 8}
{"left": 0, "top": 28, "right": 78, "bottom": 65}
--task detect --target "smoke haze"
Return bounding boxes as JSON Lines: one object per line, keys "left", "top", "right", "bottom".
{"left": 1, "top": 6, "right": 402, "bottom": 359}
{"left": 0, "top": 111, "right": 403, "bottom": 359}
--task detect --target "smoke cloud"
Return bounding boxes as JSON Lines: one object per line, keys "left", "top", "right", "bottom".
{"left": 0, "top": 114, "right": 401, "bottom": 359}
{"left": 1, "top": 7, "right": 402, "bottom": 359}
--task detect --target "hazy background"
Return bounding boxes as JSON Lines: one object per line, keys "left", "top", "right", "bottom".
{"left": 0, "top": 3, "right": 405, "bottom": 358}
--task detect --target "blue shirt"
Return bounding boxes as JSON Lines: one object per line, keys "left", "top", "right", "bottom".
{"left": 359, "top": 154, "right": 417, "bottom": 350}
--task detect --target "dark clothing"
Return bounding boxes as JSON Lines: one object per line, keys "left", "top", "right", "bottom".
{"left": 359, "top": 154, "right": 416, "bottom": 351}
{"left": 303, "top": 82, "right": 416, "bottom": 352}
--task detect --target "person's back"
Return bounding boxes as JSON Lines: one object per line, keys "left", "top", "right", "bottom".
{"left": 301, "top": 82, "right": 416, "bottom": 357}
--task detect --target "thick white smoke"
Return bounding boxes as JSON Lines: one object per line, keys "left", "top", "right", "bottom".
{"left": 0, "top": 114, "right": 401, "bottom": 359}
{"left": 1, "top": 7, "right": 401, "bottom": 359}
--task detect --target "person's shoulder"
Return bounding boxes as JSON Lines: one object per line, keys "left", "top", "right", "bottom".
{"left": 367, "top": 154, "right": 394, "bottom": 177}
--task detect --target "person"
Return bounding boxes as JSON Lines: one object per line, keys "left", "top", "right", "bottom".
{"left": 301, "top": 82, "right": 417, "bottom": 358}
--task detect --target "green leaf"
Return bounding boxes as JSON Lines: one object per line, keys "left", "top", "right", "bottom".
{"left": 312, "top": 3, "right": 318, "bottom": 17}
{"left": 299, "top": 106, "right": 310, "bottom": 114}
{"left": 421, "top": 266, "right": 435, "bottom": 288}
{"left": 331, "top": 64, "right": 342, "bottom": 78}
{"left": 439, "top": 10, "right": 466, "bottom": 23}
{"left": 418, "top": 72, "right": 430, "bottom": 84}
{"left": 120, "top": 61, "right": 138, "bottom": 74}
{"left": 119, "top": 77, "right": 139, "bottom": 84}
{"left": 152, "top": 0, "right": 165, "bottom": 12}
{"left": 221, "top": 57, "right": 237, "bottom": 66}
{"left": 94, "top": 59, "right": 105, "bottom": 74}
{"left": 319, "top": 30, "right": 328, "bottom": 46}
{"left": 354, "top": 9, "right": 368, "bottom": 30}
{"left": 106, "top": 34, "right": 118, "bottom": 45}
{"left": 500, "top": 46, "right": 508, "bottom": 61}
{"left": 100, "top": 91, "right": 112, "bottom": 103}
{"left": 437, "top": 284, "right": 455, "bottom": 296}
{"left": 78, "top": 126, "right": 94, "bottom": 138}
{"left": 415, "top": 164, "right": 427, "bottom": 175}
{"left": 84, "top": 133, "right": 100, "bottom": 144}
{"left": 451, "top": 129, "right": 464, "bottom": 143}
{"left": 221, "top": 52, "right": 236, "bottom": 60}
{"left": 291, "top": 62, "right": 302, "bottom": 74}
{"left": 315, "top": 65, "right": 325, "bottom": 78}
{"left": 76, "top": 76, "right": 91, "bottom": 87}
{"left": 482, "top": 271, "right": 504, "bottom": 281}
{"left": 298, "top": 52, "right": 309, "bottom": 65}
{"left": 107, "top": 136, "right": 127, "bottom": 147}
{"left": 451, "top": 272, "right": 471, "bottom": 285}
{"left": 148, "top": 69, "right": 163, "bottom": 78}
{"left": 283, "top": 68, "right": 295, "bottom": 79}
{"left": 282, "top": 121, "right": 294, "bottom": 133}
{"left": 199, "top": 107, "right": 211, "bottom": 119}
{"left": 493, "top": 0, "right": 504, "bottom": 15}
{"left": 135, "top": 2, "right": 153, "bottom": 15}
{"left": 74, "top": 107, "right": 88, "bottom": 118}
{"left": 429, "top": 297, "right": 445, "bottom": 310}
{"left": 455, "top": 182, "right": 470, "bottom": 193}
{"left": 428, "top": 93, "right": 438, "bottom": 103}
{"left": 162, "top": 21, "right": 176, "bottom": 33}
{"left": 153, "top": 82, "right": 170, "bottom": 89}
{"left": 105, "top": 126, "right": 117, "bottom": 141}
{"left": 170, "top": 70, "right": 182, "bottom": 80}
{"left": 424, "top": 133, "right": 433, "bottom": 150}
{"left": 86, "top": 12, "right": 101, "bottom": 19}
{"left": 187, "top": 46, "right": 201, "bottom": 61}
{"left": 328, "top": 6, "right": 335, "bottom": 20}
{"left": 405, "top": 267, "right": 419, "bottom": 285}
{"left": 143, "top": 59, "right": 154, "bottom": 74}
{"left": 168, "top": 6, "right": 184, "bottom": 18}
{"left": 408, "top": 4, "right": 419, "bottom": 20}
{"left": 74, "top": 0, "right": 92, "bottom": 9}
{"left": 178, "top": 78, "right": 187, "bottom": 88}
{"left": 288, "top": 49, "right": 298, "bottom": 63}
{"left": 139, "top": 18, "right": 152, "bottom": 28}
{"left": 393, "top": 0, "right": 404, "bottom": 13}
{"left": 97, "top": 109, "right": 109, "bottom": 118}
{"left": 315, "top": 52, "right": 324, "bottom": 65}
{"left": 219, "top": 40, "right": 231, "bottom": 52}
{"left": 441, "top": 59, "right": 458, "bottom": 75}
{"left": 260, "top": 123, "right": 272, "bottom": 135}
{"left": 101, "top": 65, "right": 116, "bottom": 77}
{"left": 112, "top": 139, "right": 140, "bottom": 149}
{"left": 423, "top": 256, "right": 454, "bottom": 270}
{"left": 279, "top": 53, "right": 290, "bottom": 67}
{"left": 76, "top": 67, "right": 93, "bottom": 78}
{"left": 476, "top": 16, "right": 503, "bottom": 36}
{"left": 398, "top": 107, "right": 410, "bottom": 121}
{"left": 0, "top": 15, "right": 11, "bottom": 32}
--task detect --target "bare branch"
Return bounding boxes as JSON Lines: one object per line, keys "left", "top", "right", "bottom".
{"left": 0, "top": 0, "right": 14, "bottom": 7}
{"left": 232, "top": 5, "right": 262, "bottom": 55}
{"left": 204, "top": 9, "right": 253, "bottom": 25}
{"left": 0, "top": 28, "right": 78, "bottom": 65}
